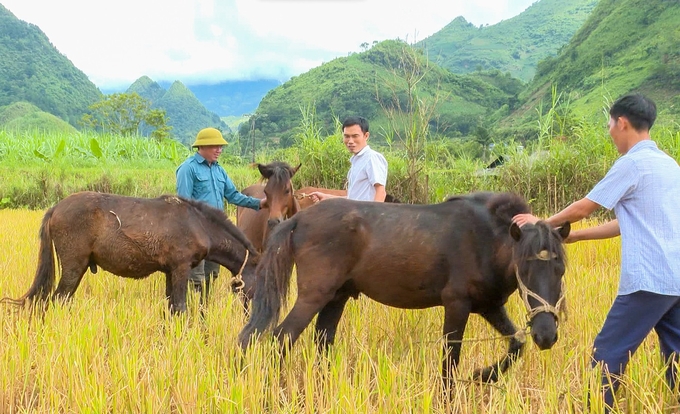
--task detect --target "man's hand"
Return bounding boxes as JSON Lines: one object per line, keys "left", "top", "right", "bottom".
{"left": 309, "top": 191, "right": 332, "bottom": 204}
{"left": 512, "top": 213, "right": 540, "bottom": 227}
{"left": 259, "top": 197, "right": 267, "bottom": 209}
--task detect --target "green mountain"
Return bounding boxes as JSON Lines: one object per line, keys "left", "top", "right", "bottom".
{"left": 242, "top": 39, "right": 522, "bottom": 147}
{"left": 417, "top": 0, "right": 599, "bottom": 82}
{"left": 515, "top": 0, "right": 680, "bottom": 124}
{"left": 0, "top": 101, "right": 77, "bottom": 133}
{"left": 127, "top": 76, "right": 166, "bottom": 102}
{"left": 128, "top": 77, "right": 230, "bottom": 145}
{"left": 0, "top": 4, "right": 102, "bottom": 126}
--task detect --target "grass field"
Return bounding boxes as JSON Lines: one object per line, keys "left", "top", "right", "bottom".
{"left": 1, "top": 210, "right": 678, "bottom": 413}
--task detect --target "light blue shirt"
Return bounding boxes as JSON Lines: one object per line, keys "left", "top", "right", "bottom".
{"left": 176, "top": 153, "right": 260, "bottom": 211}
{"left": 347, "top": 145, "right": 388, "bottom": 201}
{"left": 586, "top": 140, "right": 680, "bottom": 295}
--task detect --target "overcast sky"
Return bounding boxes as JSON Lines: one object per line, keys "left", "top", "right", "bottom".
{"left": 3, "top": 0, "right": 538, "bottom": 90}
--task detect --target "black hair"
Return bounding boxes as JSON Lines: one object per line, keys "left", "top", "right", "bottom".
{"left": 342, "top": 116, "right": 369, "bottom": 133}
{"left": 609, "top": 93, "right": 657, "bottom": 131}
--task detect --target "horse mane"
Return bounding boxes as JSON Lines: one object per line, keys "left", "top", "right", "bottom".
{"left": 484, "top": 192, "right": 530, "bottom": 227}
{"left": 445, "top": 192, "right": 530, "bottom": 229}
{"left": 171, "top": 195, "right": 259, "bottom": 255}
{"left": 274, "top": 162, "right": 294, "bottom": 182}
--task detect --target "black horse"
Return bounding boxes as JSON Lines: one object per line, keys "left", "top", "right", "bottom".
{"left": 1, "top": 192, "right": 260, "bottom": 313}
{"left": 238, "top": 192, "right": 569, "bottom": 384}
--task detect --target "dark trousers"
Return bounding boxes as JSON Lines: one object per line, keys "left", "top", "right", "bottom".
{"left": 592, "top": 290, "right": 680, "bottom": 410}
{"left": 189, "top": 260, "right": 220, "bottom": 284}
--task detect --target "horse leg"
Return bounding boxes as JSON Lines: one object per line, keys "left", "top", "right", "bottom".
{"left": 51, "top": 259, "right": 90, "bottom": 303}
{"left": 168, "top": 264, "right": 191, "bottom": 314}
{"left": 314, "top": 292, "right": 351, "bottom": 352}
{"left": 473, "top": 306, "right": 524, "bottom": 383}
{"left": 165, "top": 272, "right": 172, "bottom": 300}
{"left": 273, "top": 293, "right": 335, "bottom": 354}
{"left": 442, "top": 299, "right": 472, "bottom": 388}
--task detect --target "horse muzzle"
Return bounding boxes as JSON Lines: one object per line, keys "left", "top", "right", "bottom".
{"left": 530, "top": 312, "right": 558, "bottom": 350}
{"left": 267, "top": 217, "right": 283, "bottom": 228}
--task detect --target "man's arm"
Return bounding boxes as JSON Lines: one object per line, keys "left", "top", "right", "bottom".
{"left": 373, "top": 184, "right": 386, "bottom": 202}
{"left": 513, "top": 197, "right": 600, "bottom": 227}
{"left": 545, "top": 197, "right": 601, "bottom": 227}
{"left": 222, "top": 173, "right": 261, "bottom": 210}
{"left": 309, "top": 191, "right": 346, "bottom": 203}
{"left": 566, "top": 219, "right": 620, "bottom": 243}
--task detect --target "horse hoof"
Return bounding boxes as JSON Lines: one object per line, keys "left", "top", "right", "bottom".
{"left": 472, "top": 367, "right": 499, "bottom": 383}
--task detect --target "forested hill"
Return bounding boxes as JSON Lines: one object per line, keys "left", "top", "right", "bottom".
{"left": 241, "top": 39, "right": 524, "bottom": 148}
{"left": 128, "top": 76, "right": 230, "bottom": 145}
{"left": 516, "top": 0, "right": 680, "bottom": 122}
{"left": 0, "top": 4, "right": 102, "bottom": 126}
{"left": 417, "top": 0, "right": 599, "bottom": 82}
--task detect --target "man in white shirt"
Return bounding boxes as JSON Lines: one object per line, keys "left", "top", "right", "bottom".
{"left": 513, "top": 93, "right": 680, "bottom": 412}
{"left": 310, "top": 116, "right": 388, "bottom": 202}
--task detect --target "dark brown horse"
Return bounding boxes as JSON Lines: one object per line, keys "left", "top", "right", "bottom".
{"left": 238, "top": 192, "right": 569, "bottom": 384}
{"left": 1, "top": 192, "right": 260, "bottom": 313}
{"left": 237, "top": 161, "right": 301, "bottom": 252}
{"left": 294, "top": 186, "right": 400, "bottom": 210}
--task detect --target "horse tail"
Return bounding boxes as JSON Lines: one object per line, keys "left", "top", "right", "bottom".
{"left": 239, "top": 216, "right": 297, "bottom": 348}
{"left": 0, "top": 207, "right": 56, "bottom": 306}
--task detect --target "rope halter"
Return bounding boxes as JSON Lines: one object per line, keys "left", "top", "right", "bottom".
{"left": 230, "top": 249, "right": 249, "bottom": 292}
{"left": 514, "top": 249, "right": 566, "bottom": 324}
{"left": 294, "top": 192, "right": 310, "bottom": 200}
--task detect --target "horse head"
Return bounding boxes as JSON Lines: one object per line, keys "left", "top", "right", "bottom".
{"left": 510, "top": 220, "right": 570, "bottom": 350}
{"left": 257, "top": 161, "right": 301, "bottom": 230}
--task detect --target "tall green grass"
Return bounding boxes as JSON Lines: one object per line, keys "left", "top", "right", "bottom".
{"left": 2, "top": 122, "right": 679, "bottom": 215}
{"left": 0, "top": 130, "right": 262, "bottom": 209}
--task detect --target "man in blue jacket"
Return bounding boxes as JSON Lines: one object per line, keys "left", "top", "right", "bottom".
{"left": 176, "top": 127, "right": 265, "bottom": 296}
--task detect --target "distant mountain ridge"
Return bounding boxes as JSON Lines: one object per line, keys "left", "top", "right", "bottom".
{"left": 417, "top": 0, "right": 599, "bottom": 82}
{"left": 104, "top": 79, "right": 282, "bottom": 117}
{"left": 158, "top": 80, "right": 281, "bottom": 117}
{"left": 0, "top": 4, "right": 102, "bottom": 126}
{"left": 243, "top": 39, "right": 524, "bottom": 147}
{"left": 514, "top": 0, "right": 680, "bottom": 123}
{"left": 127, "top": 76, "right": 230, "bottom": 145}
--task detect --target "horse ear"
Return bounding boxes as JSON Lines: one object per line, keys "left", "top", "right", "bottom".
{"left": 257, "top": 163, "right": 272, "bottom": 179}
{"left": 291, "top": 163, "right": 302, "bottom": 176}
{"left": 556, "top": 221, "right": 571, "bottom": 240}
{"left": 510, "top": 222, "right": 522, "bottom": 241}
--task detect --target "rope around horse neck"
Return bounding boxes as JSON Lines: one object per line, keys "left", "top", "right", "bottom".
{"left": 230, "top": 249, "right": 249, "bottom": 291}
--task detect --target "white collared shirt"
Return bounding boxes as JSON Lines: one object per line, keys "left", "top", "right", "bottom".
{"left": 346, "top": 145, "right": 388, "bottom": 201}
{"left": 587, "top": 140, "right": 680, "bottom": 295}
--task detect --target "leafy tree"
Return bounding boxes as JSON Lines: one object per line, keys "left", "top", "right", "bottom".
{"left": 145, "top": 109, "right": 173, "bottom": 141}
{"left": 80, "top": 92, "right": 171, "bottom": 139}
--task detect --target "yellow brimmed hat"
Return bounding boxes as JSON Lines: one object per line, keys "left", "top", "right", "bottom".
{"left": 192, "top": 127, "right": 228, "bottom": 147}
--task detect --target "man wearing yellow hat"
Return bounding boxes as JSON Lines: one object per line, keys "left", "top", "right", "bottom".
{"left": 176, "top": 127, "right": 265, "bottom": 295}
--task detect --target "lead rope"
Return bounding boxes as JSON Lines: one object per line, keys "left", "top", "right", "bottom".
{"left": 230, "top": 249, "right": 249, "bottom": 292}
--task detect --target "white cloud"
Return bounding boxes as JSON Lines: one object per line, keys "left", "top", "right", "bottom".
{"left": 2, "top": 0, "right": 537, "bottom": 90}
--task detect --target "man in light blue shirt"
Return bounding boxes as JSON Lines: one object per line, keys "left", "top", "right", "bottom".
{"left": 176, "top": 127, "right": 265, "bottom": 296}
{"left": 309, "top": 116, "right": 388, "bottom": 203}
{"left": 514, "top": 93, "right": 680, "bottom": 411}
